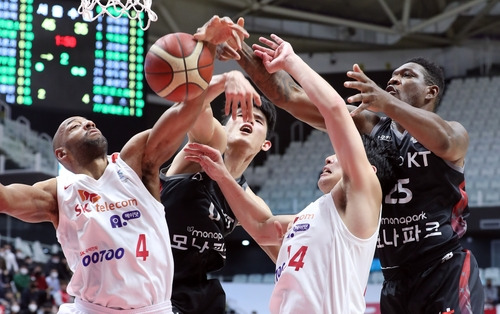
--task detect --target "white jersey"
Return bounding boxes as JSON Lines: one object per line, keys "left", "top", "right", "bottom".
{"left": 56, "top": 154, "right": 174, "bottom": 310}
{"left": 270, "top": 193, "right": 379, "bottom": 314}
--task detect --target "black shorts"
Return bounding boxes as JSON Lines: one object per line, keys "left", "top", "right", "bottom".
{"left": 171, "top": 278, "right": 226, "bottom": 314}
{"left": 380, "top": 249, "right": 484, "bottom": 314}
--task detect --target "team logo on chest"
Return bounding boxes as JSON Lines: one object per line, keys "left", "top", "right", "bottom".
{"left": 74, "top": 189, "right": 139, "bottom": 218}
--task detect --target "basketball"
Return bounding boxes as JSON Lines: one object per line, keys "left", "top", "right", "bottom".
{"left": 144, "top": 32, "right": 215, "bottom": 103}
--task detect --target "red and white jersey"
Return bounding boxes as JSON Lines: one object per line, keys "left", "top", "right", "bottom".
{"left": 270, "top": 193, "right": 379, "bottom": 314}
{"left": 56, "top": 154, "right": 174, "bottom": 310}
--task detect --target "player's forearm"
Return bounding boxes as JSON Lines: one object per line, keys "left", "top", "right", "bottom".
{"left": 384, "top": 100, "right": 468, "bottom": 161}
{"left": 204, "top": 73, "right": 227, "bottom": 102}
{"left": 285, "top": 54, "right": 345, "bottom": 117}
{"left": 237, "top": 42, "right": 326, "bottom": 131}
{"left": 215, "top": 174, "right": 280, "bottom": 245}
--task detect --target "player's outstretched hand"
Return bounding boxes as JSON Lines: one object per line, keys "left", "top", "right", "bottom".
{"left": 252, "top": 34, "right": 295, "bottom": 74}
{"left": 223, "top": 71, "right": 261, "bottom": 122}
{"left": 194, "top": 16, "right": 248, "bottom": 60}
{"left": 183, "top": 143, "right": 227, "bottom": 182}
{"left": 344, "top": 64, "right": 393, "bottom": 116}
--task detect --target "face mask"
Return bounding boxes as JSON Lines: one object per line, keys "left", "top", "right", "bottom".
{"left": 28, "top": 303, "right": 37, "bottom": 312}
{"left": 50, "top": 272, "right": 58, "bottom": 278}
{"left": 11, "top": 304, "right": 20, "bottom": 312}
{"left": 20, "top": 268, "right": 28, "bottom": 275}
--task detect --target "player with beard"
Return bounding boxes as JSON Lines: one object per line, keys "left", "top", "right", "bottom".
{"left": 0, "top": 16, "right": 249, "bottom": 314}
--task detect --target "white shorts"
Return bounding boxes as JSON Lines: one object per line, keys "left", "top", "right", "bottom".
{"left": 58, "top": 298, "right": 173, "bottom": 314}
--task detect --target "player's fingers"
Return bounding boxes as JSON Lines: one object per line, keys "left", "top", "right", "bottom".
{"left": 345, "top": 70, "right": 365, "bottom": 82}
{"left": 346, "top": 93, "right": 364, "bottom": 104}
{"left": 237, "top": 17, "right": 245, "bottom": 28}
{"left": 253, "top": 50, "right": 265, "bottom": 60}
{"left": 253, "top": 93, "right": 262, "bottom": 107}
{"left": 245, "top": 94, "right": 254, "bottom": 121}
{"left": 223, "top": 46, "right": 241, "bottom": 60}
{"left": 258, "top": 36, "right": 278, "bottom": 49}
{"left": 269, "top": 33, "right": 283, "bottom": 45}
{"left": 344, "top": 80, "right": 366, "bottom": 92}
{"left": 231, "top": 25, "right": 249, "bottom": 38}
{"left": 252, "top": 44, "right": 269, "bottom": 56}
{"left": 231, "top": 30, "right": 243, "bottom": 50}
{"left": 219, "top": 16, "right": 233, "bottom": 25}
{"left": 349, "top": 105, "right": 366, "bottom": 117}
{"left": 256, "top": 46, "right": 275, "bottom": 57}
{"left": 241, "top": 101, "right": 250, "bottom": 122}
{"left": 232, "top": 101, "right": 238, "bottom": 120}
{"left": 224, "top": 97, "right": 232, "bottom": 116}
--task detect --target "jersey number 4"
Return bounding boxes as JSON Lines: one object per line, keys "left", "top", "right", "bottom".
{"left": 136, "top": 234, "right": 149, "bottom": 261}
{"left": 287, "top": 245, "right": 308, "bottom": 271}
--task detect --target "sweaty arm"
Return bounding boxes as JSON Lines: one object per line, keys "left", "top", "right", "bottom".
{"left": 0, "top": 178, "right": 58, "bottom": 226}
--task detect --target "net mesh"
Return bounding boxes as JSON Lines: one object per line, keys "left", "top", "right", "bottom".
{"left": 78, "top": 0, "right": 158, "bottom": 30}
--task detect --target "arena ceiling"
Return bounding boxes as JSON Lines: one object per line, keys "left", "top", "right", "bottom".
{"left": 147, "top": 0, "right": 500, "bottom": 54}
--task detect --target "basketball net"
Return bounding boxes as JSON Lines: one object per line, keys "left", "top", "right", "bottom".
{"left": 78, "top": 0, "right": 158, "bottom": 30}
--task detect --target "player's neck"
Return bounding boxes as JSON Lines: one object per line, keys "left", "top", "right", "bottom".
{"left": 223, "top": 150, "right": 253, "bottom": 179}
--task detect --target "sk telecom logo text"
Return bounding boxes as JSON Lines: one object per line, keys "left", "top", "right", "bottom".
{"left": 74, "top": 190, "right": 102, "bottom": 217}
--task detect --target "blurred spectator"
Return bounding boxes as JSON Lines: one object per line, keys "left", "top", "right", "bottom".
{"left": 44, "top": 268, "right": 60, "bottom": 302}
{"left": 43, "top": 255, "right": 70, "bottom": 283}
{"left": 15, "top": 249, "right": 26, "bottom": 264}
{"left": 30, "top": 266, "right": 48, "bottom": 307}
{"left": 19, "top": 282, "right": 45, "bottom": 313}
{"left": 21, "top": 257, "right": 37, "bottom": 275}
{"left": 31, "top": 266, "right": 48, "bottom": 291}
{"left": 1, "top": 245, "right": 19, "bottom": 276}
{"left": 9, "top": 301, "right": 21, "bottom": 313}
{"left": 485, "top": 278, "right": 499, "bottom": 306}
{"left": 39, "top": 301, "right": 56, "bottom": 314}
{"left": 13, "top": 266, "right": 30, "bottom": 295}
{"left": 0, "top": 251, "right": 6, "bottom": 272}
{"left": 51, "top": 280, "right": 72, "bottom": 309}
{"left": 57, "top": 258, "right": 72, "bottom": 283}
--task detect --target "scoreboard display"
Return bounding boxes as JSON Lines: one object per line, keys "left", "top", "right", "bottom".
{"left": 0, "top": 0, "right": 147, "bottom": 117}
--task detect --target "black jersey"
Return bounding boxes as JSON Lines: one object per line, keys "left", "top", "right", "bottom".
{"left": 159, "top": 169, "right": 246, "bottom": 314}
{"left": 371, "top": 117, "right": 468, "bottom": 269}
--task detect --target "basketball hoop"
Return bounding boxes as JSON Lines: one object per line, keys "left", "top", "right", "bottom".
{"left": 78, "top": 0, "right": 158, "bottom": 30}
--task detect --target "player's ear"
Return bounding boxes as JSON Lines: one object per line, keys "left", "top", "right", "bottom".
{"left": 261, "top": 140, "right": 272, "bottom": 152}
{"left": 55, "top": 147, "right": 67, "bottom": 162}
{"left": 371, "top": 165, "right": 377, "bottom": 174}
{"left": 425, "top": 85, "right": 439, "bottom": 101}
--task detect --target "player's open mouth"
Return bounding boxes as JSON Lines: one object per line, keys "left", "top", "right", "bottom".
{"left": 386, "top": 85, "right": 397, "bottom": 95}
{"left": 240, "top": 124, "right": 253, "bottom": 134}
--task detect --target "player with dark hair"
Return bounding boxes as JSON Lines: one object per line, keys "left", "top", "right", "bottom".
{"left": 159, "top": 67, "right": 286, "bottom": 314}
{"left": 0, "top": 17, "right": 248, "bottom": 314}
{"left": 231, "top": 36, "right": 483, "bottom": 313}
{"left": 184, "top": 34, "right": 400, "bottom": 313}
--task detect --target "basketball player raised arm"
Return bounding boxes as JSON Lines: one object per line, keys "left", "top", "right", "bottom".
{"left": 185, "top": 33, "right": 382, "bottom": 252}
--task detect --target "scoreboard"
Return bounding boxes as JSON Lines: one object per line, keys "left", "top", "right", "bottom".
{"left": 0, "top": 0, "right": 147, "bottom": 117}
